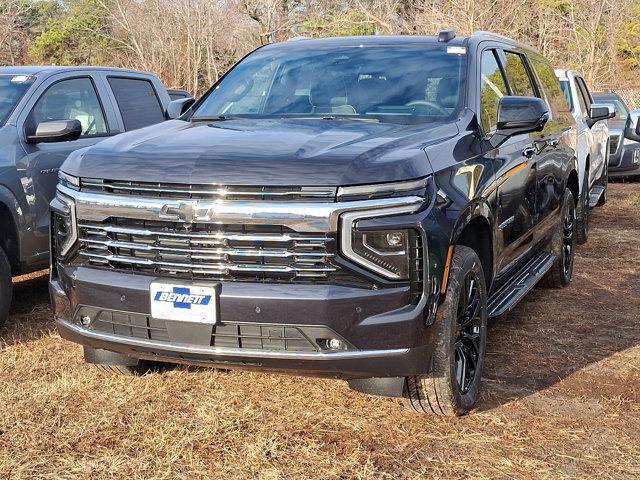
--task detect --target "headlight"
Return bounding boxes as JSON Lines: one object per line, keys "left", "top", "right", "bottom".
{"left": 58, "top": 171, "right": 80, "bottom": 191}
{"left": 50, "top": 192, "right": 77, "bottom": 258}
{"left": 340, "top": 205, "right": 422, "bottom": 280}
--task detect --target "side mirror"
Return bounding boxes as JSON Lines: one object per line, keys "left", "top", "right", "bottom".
{"left": 166, "top": 98, "right": 195, "bottom": 119}
{"left": 587, "top": 103, "right": 615, "bottom": 127}
{"left": 27, "top": 120, "right": 82, "bottom": 144}
{"left": 490, "top": 96, "right": 549, "bottom": 148}
{"left": 624, "top": 108, "right": 640, "bottom": 142}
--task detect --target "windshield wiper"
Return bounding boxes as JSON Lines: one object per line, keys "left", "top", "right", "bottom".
{"left": 191, "top": 115, "right": 237, "bottom": 122}
{"left": 292, "top": 115, "right": 380, "bottom": 123}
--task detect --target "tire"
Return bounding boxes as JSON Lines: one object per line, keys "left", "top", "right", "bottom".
{"left": 576, "top": 173, "right": 589, "bottom": 245}
{"left": 84, "top": 346, "right": 163, "bottom": 376}
{"left": 0, "top": 247, "right": 12, "bottom": 330}
{"left": 542, "top": 189, "right": 576, "bottom": 288}
{"left": 403, "top": 245, "right": 488, "bottom": 416}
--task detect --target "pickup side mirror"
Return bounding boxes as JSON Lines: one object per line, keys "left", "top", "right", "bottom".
{"left": 587, "top": 103, "right": 615, "bottom": 127}
{"left": 490, "top": 96, "right": 550, "bottom": 148}
{"left": 166, "top": 98, "right": 195, "bottom": 120}
{"left": 27, "top": 120, "right": 82, "bottom": 144}
{"left": 624, "top": 108, "right": 640, "bottom": 142}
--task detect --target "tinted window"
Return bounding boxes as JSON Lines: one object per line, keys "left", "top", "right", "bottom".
{"left": 529, "top": 57, "right": 572, "bottom": 122}
{"left": 194, "top": 45, "right": 466, "bottom": 124}
{"left": 0, "top": 74, "right": 35, "bottom": 125}
{"left": 575, "top": 77, "right": 592, "bottom": 114}
{"left": 479, "top": 50, "right": 508, "bottom": 134}
{"left": 108, "top": 77, "right": 165, "bottom": 131}
{"left": 31, "top": 77, "right": 108, "bottom": 137}
{"left": 503, "top": 52, "right": 535, "bottom": 97}
{"left": 575, "top": 81, "right": 589, "bottom": 115}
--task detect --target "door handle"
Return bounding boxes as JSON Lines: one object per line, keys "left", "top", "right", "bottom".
{"left": 548, "top": 138, "right": 560, "bottom": 148}
{"left": 523, "top": 146, "right": 536, "bottom": 158}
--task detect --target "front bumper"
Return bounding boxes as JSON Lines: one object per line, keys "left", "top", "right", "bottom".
{"left": 609, "top": 140, "right": 640, "bottom": 176}
{"left": 51, "top": 265, "right": 435, "bottom": 379}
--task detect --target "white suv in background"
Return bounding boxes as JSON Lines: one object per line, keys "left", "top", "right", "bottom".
{"left": 556, "top": 69, "right": 614, "bottom": 243}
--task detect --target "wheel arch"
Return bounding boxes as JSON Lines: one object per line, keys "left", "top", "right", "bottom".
{"left": 0, "top": 185, "right": 24, "bottom": 274}
{"left": 446, "top": 200, "right": 495, "bottom": 292}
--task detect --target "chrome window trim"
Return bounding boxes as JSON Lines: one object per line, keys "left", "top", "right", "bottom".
{"left": 57, "top": 184, "right": 423, "bottom": 233}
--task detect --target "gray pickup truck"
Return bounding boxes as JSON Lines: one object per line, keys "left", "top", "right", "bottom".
{"left": 0, "top": 66, "right": 192, "bottom": 326}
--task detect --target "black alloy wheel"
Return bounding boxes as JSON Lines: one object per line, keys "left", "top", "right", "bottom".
{"left": 454, "top": 273, "right": 483, "bottom": 394}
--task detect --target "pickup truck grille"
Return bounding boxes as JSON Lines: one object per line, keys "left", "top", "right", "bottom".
{"left": 80, "top": 178, "right": 337, "bottom": 202}
{"left": 610, "top": 134, "right": 620, "bottom": 155}
{"left": 76, "top": 219, "right": 336, "bottom": 281}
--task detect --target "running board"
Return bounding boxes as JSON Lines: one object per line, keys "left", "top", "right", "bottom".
{"left": 487, "top": 252, "right": 555, "bottom": 319}
{"left": 589, "top": 185, "right": 605, "bottom": 208}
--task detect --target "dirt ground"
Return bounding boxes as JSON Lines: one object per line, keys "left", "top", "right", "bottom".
{"left": 0, "top": 182, "right": 638, "bottom": 479}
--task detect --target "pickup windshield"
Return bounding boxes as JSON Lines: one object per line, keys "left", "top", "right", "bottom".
{"left": 193, "top": 45, "right": 466, "bottom": 124}
{"left": 0, "top": 75, "right": 35, "bottom": 125}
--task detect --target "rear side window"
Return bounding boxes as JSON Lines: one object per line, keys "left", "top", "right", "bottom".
{"left": 108, "top": 77, "right": 165, "bottom": 131}
{"left": 528, "top": 58, "right": 572, "bottom": 122}
{"left": 503, "top": 52, "right": 535, "bottom": 97}
{"left": 479, "top": 50, "right": 508, "bottom": 134}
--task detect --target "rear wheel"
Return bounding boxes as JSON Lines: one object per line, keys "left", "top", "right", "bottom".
{"left": 403, "top": 246, "right": 487, "bottom": 416}
{"left": 576, "top": 173, "right": 589, "bottom": 245}
{"left": 0, "top": 247, "right": 12, "bottom": 330}
{"left": 542, "top": 190, "right": 576, "bottom": 288}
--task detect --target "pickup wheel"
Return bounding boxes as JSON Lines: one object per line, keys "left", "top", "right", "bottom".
{"left": 0, "top": 247, "right": 12, "bottom": 329}
{"left": 403, "top": 245, "right": 487, "bottom": 416}
{"left": 576, "top": 174, "right": 589, "bottom": 245}
{"left": 542, "top": 189, "right": 576, "bottom": 288}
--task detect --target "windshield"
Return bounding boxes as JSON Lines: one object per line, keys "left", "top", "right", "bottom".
{"left": 193, "top": 45, "right": 466, "bottom": 124}
{"left": 0, "top": 74, "right": 36, "bottom": 124}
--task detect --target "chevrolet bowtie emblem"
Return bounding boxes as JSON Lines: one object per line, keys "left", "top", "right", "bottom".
{"left": 159, "top": 202, "right": 215, "bottom": 223}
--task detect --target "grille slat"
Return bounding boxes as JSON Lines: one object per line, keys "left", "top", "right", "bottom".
{"left": 80, "top": 179, "right": 337, "bottom": 201}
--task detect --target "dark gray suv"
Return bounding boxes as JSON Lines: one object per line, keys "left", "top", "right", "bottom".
{"left": 0, "top": 66, "right": 191, "bottom": 326}
{"left": 50, "top": 32, "right": 580, "bottom": 415}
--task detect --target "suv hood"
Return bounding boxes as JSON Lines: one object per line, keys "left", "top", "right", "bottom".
{"left": 63, "top": 118, "right": 457, "bottom": 186}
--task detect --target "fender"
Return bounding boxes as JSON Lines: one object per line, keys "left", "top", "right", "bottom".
{"left": 0, "top": 183, "right": 26, "bottom": 269}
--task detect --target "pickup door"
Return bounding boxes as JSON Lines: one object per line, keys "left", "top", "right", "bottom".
{"left": 17, "top": 71, "right": 170, "bottom": 266}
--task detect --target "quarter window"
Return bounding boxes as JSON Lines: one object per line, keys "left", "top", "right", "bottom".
{"left": 479, "top": 50, "right": 508, "bottom": 134}
{"left": 108, "top": 77, "right": 165, "bottom": 131}
{"left": 503, "top": 52, "right": 535, "bottom": 97}
{"left": 31, "top": 77, "right": 108, "bottom": 137}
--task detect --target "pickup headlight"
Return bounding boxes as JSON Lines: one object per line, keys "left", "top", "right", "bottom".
{"left": 340, "top": 205, "right": 422, "bottom": 280}
{"left": 50, "top": 192, "right": 77, "bottom": 258}
{"left": 58, "top": 170, "right": 80, "bottom": 191}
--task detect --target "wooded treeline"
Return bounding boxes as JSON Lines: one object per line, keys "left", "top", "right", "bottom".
{"left": 1, "top": 0, "right": 639, "bottom": 95}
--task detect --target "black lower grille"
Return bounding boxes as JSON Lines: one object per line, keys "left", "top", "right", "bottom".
{"left": 78, "top": 308, "right": 349, "bottom": 353}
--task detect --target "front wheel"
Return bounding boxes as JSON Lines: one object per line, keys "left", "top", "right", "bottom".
{"left": 403, "top": 245, "right": 488, "bottom": 416}
{"left": 542, "top": 189, "right": 576, "bottom": 288}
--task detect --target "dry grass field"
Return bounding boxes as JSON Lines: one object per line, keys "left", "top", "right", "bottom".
{"left": 0, "top": 183, "right": 639, "bottom": 479}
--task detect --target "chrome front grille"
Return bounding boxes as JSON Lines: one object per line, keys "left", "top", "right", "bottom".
{"left": 80, "top": 178, "right": 337, "bottom": 202}
{"left": 76, "top": 219, "right": 336, "bottom": 281}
